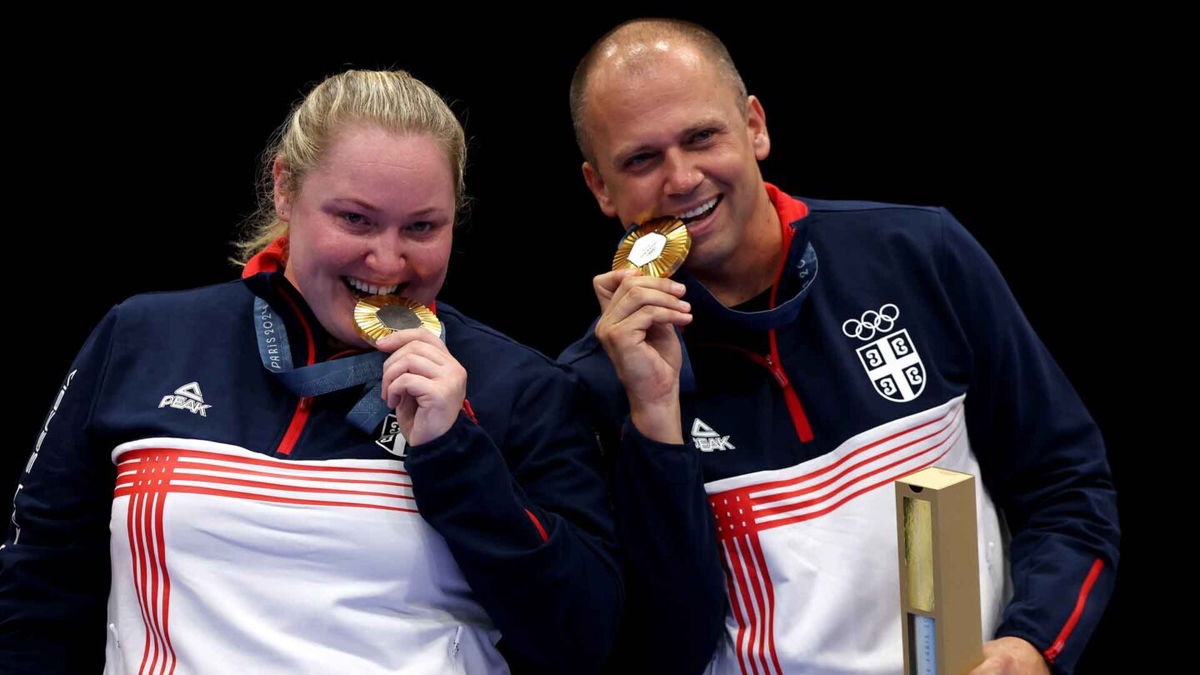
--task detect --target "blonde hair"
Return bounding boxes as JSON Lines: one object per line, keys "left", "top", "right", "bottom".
{"left": 234, "top": 69, "right": 467, "bottom": 264}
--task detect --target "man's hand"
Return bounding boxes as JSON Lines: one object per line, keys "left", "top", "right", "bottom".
{"left": 593, "top": 269, "right": 692, "bottom": 443}
{"left": 968, "top": 637, "right": 1051, "bottom": 675}
{"left": 377, "top": 328, "right": 467, "bottom": 447}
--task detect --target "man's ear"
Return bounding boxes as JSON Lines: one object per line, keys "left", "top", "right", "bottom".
{"left": 272, "top": 156, "right": 292, "bottom": 221}
{"left": 747, "top": 95, "right": 770, "bottom": 161}
{"left": 582, "top": 161, "right": 619, "bottom": 219}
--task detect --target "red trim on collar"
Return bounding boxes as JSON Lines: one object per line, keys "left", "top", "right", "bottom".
{"left": 764, "top": 183, "right": 814, "bottom": 443}
{"left": 764, "top": 181, "right": 809, "bottom": 308}
{"left": 243, "top": 237, "right": 289, "bottom": 277}
{"left": 764, "top": 183, "right": 809, "bottom": 232}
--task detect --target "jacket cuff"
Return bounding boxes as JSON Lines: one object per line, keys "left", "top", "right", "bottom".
{"left": 619, "top": 417, "right": 702, "bottom": 484}
{"left": 403, "top": 411, "right": 487, "bottom": 464}
{"left": 995, "top": 556, "right": 1114, "bottom": 675}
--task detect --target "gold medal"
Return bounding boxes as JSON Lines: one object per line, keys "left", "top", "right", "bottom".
{"left": 353, "top": 295, "right": 442, "bottom": 345}
{"left": 612, "top": 216, "right": 691, "bottom": 277}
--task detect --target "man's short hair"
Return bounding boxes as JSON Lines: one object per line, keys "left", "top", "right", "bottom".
{"left": 569, "top": 18, "right": 748, "bottom": 165}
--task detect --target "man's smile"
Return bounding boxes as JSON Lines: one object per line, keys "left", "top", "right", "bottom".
{"left": 679, "top": 195, "right": 721, "bottom": 223}
{"left": 678, "top": 194, "right": 723, "bottom": 237}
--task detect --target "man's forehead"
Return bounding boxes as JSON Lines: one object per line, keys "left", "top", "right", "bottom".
{"left": 589, "top": 40, "right": 708, "bottom": 93}
{"left": 587, "top": 50, "right": 729, "bottom": 132}
{"left": 594, "top": 36, "right": 705, "bottom": 74}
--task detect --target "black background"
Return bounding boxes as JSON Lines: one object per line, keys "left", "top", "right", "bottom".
{"left": 9, "top": 10, "right": 1161, "bottom": 669}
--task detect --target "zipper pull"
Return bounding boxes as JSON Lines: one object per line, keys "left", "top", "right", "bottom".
{"left": 764, "top": 355, "right": 790, "bottom": 387}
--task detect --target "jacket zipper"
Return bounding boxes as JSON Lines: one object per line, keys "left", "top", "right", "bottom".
{"left": 277, "top": 397, "right": 313, "bottom": 455}
{"left": 765, "top": 199, "right": 813, "bottom": 443}
{"left": 687, "top": 204, "right": 814, "bottom": 444}
{"left": 698, "top": 342, "right": 814, "bottom": 444}
{"left": 764, "top": 348, "right": 814, "bottom": 443}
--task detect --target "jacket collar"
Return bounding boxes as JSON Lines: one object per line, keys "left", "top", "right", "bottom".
{"left": 677, "top": 183, "right": 818, "bottom": 330}
{"left": 241, "top": 237, "right": 338, "bottom": 363}
{"left": 243, "top": 236, "right": 289, "bottom": 277}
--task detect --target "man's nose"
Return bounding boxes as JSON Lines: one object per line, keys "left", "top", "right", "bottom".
{"left": 662, "top": 149, "right": 702, "bottom": 196}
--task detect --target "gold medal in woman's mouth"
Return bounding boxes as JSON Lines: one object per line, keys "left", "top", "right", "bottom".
{"left": 353, "top": 295, "right": 442, "bottom": 345}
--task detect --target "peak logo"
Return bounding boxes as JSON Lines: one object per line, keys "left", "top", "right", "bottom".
{"left": 376, "top": 413, "right": 407, "bottom": 458}
{"left": 159, "top": 381, "right": 212, "bottom": 417}
{"left": 691, "top": 418, "right": 735, "bottom": 452}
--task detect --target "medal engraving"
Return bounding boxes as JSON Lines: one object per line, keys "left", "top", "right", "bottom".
{"left": 628, "top": 232, "right": 668, "bottom": 267}
{"left": 612, "top": 216, "right": 691, "bottom": 278}
{"left": 377, "top": 305, "right": 423, "bottom": 331}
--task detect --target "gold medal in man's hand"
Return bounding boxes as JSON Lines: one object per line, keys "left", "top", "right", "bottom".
{"left": 612, "top": 216, "right": 691, "bottom": 277}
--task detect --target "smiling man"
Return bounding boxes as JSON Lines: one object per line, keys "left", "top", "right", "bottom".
{"left": 560, "top": 19, "right": 1119, "bottom": 675}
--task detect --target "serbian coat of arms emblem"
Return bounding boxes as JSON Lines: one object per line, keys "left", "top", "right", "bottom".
{"left": 855, "top": 329, "right": 926, "bottom": 402}
{"left": 843, "top": 304, "right": 926, "bottom": 403}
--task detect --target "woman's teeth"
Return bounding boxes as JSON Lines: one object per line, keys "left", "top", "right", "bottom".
{"left": 345, "top": 277, "right": 400, "bottom": 296}
{"left": 680, "top": 196, "right": 719, "bottom": 222}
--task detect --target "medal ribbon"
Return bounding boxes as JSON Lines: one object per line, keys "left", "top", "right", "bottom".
{"left": 253, "top": 296, "right": 403, "bottom": 434}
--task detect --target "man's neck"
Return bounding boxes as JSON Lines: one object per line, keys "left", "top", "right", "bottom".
{"left": 692, "top": 188, "right": 783, "bottom": 307}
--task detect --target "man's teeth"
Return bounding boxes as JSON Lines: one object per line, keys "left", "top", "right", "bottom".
{"left": 346, "top": 278, "right": 399, "bottom": 295}
{"left": 680, "top": 196, "right": 719, "bottom": 220}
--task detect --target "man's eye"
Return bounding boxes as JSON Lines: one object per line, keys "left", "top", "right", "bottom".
{"left": 690, "top": 129, "right": 716, "bottom": 144}
{"left": 625, "top": 153, "right": 654, "bottom": 169}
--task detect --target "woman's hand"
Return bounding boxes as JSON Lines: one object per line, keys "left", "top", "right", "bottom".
{"left": 377, "top": 328, "right": 467, "bottom": 447}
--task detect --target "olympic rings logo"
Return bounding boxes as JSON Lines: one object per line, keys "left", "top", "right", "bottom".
{"left": 842, "top": 303, "right": 900, "bottom": 341}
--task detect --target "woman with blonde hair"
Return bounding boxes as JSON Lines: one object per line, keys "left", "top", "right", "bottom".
{"left": 1, "top": 69, "right": 620, "bottom": 673}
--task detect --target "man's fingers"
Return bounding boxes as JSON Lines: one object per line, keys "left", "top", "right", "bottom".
{"left": 602, "top": 283, "right": 691, "bottom": 328}
{"left": 594, "top": 271, "right": 686, "bottom": 313}
{"left": 594, "top": 269, "right": 640, "bottom": 298}
{"left": 967, "top": 638, "right": 1049, "bottom": 675}
{"left": 604, "top": 306, "right": 692, "bottom": 346}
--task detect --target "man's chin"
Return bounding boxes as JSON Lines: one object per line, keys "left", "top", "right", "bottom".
{"left": 681, "top": 248, "right": 720, "bottom": 277}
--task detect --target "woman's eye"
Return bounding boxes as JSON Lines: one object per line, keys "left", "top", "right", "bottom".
{"left": 409, "top": 221, "right": 435, "bottom": 234}
{"left": 341, "top": 212, "right": 369, "bottom": 227}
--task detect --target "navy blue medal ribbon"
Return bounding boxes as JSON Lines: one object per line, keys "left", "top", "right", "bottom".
{"left": 253, "top": 296, "right": 401, "bottom": 434}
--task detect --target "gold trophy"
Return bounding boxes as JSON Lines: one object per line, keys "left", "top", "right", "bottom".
{"left": 895, "top": 467, "right": 984, "bottom": 675}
